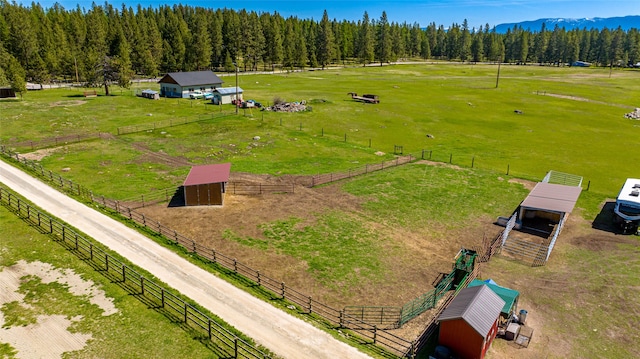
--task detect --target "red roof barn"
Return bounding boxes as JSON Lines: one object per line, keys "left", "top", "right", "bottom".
{"left": 438, "top": 285, "right": 505, "bottom": 359}
{"left": 183, "top": 163, "right": 231, "bottom": 206}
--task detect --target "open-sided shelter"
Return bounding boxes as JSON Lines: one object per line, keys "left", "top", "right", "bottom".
{"left": 158, "top": 70, "right": 223, "bottom": 98}
{"left": 183, "top": 163, "right": 231, "bottom": 206}
{"left": 438, "top": 285, "right": 505, "bottom": 359}
{"left": 519, "top": 182, "right": 582, "bottom": 225}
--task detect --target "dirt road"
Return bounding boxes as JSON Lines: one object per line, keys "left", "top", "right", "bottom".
{"left": 0, "top": 160, "right": 373, "bottom": 359}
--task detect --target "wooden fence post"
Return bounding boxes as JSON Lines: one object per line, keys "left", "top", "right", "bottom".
{"left": 281, "top": 282, "right": 285, "bottom": 299}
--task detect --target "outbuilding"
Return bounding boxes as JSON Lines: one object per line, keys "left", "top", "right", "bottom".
{"left": 140, "top": 89, "right": 159, "bottom": 100}
{"left": 158, "top": 70, "right": 223, "bottom": 98}
{"left": 0, "top": 87, "right": 16, "bottom": 98}
{"left": 183, "top": 163, "right": 231, "bottom": 206}
{"left": 211, "top": 87, "right": 244, "bottom": 105}
{"left": 438, "top": 285, "right": 505, "bottom": 359}
{"left": 467, "top": 279, "right": 519, "bottom": 322}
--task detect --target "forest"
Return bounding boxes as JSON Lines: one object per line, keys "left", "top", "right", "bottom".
{"left": 1, "top": 0, "right": 639, "bottom": 94}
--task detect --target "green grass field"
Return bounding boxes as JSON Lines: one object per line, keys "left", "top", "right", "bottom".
{"left": 0, "top": 203, "right": 220, "bottom": 358}
{"left": 1, "top": 63, "right": 639, "bottom": 358}
{"left": 2, "top": 64, "right": 638, "bottom": 204}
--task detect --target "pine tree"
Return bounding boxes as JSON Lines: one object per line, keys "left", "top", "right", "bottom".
{"left": 375, "top": 11, "right": 392, "bottom": 65}
{"left": 357, "top": 12, "right": 374, "bottom": 66}
{"left": 317, "top": 10, "right": 334, "bottom": 69}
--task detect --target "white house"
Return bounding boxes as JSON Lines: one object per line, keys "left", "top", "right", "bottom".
{"left": 158, "top": 71, "right": 224, "bottom": 98}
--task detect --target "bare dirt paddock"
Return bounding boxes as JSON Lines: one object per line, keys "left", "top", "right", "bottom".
{"left": 135, "top": 170, "right": 497, "bottom": 312}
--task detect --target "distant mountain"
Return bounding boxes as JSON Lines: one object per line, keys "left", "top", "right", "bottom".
{"left": 494, "top": 16, "right": 640, "bottom": 33}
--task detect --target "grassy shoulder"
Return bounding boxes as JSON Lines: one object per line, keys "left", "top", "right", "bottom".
{"left": 0, "top": 202, "right": 222, "bottom": 359}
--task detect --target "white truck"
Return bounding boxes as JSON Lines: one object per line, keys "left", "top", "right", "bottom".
{"left": 613, "top": 178, "right": 640, "bottom": 234}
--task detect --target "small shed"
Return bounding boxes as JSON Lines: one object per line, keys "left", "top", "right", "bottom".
{"left": 0, "top": 87, "right": 16, "bottom": 98}
{"left": 141, "top": 89, "right": 159, "bottom": 100}
{"left": 183, "top": 163, "right": 231, "bottom": 206}
{"left": 158, "top": 70, "right": 224, "bottom": 98}
{"left": 211, "top": 87, "right": 244, "bottom": 105}
{"left": 438, "top": 285, "right": 505, "bottom": 359}
{"left": 467, "top": 279, "right": 519, "bottom": 319}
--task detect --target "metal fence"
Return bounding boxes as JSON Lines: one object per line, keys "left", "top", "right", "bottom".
{"left": 0, "top": 146, "right": 416, "bottom": 358}
{"left": 311, "top": 154, "right": 415, "bottom": 187}
{"left": 0, "top": 187, "right": 270, "bottom": 359}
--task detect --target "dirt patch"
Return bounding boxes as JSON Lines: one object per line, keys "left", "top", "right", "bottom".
{"left": 415, "top": 159, "right": 464, "bottom": 171}
{"left": 507, "top": 178, "right": 536, "bottom": 190}
{"left": 131, "top": 142, "right": 192, "bottom": 168}
{"left": 539, "top": 93, "right": 634, "bottom": 109}
{"left": 570, "top": 232, "right": 637, "bottom": 251}
{"left": 49, "top": 100, "right": 87, "bottom": 107}
{"left": 0, "top": 260, "right": 117, "bottom": 357}
{"left": 20, "top": 147, "right": 59, "bottom": 161}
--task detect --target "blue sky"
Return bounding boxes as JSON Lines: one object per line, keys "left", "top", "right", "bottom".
{"left": 30, "top": 0, "right": 640, "bottom": 28}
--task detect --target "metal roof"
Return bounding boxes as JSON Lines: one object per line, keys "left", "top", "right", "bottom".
{"left": 467, "top": 279, "right": 519, "bottom": 314}
{"left": 159, "top": 71, "right": 224, "bottom": 87}
{"left": 183, "top": 163, "right": 231, "bottom": 186}
{"left": 520, "top": 182, "right": 582, "bottom": 214}
{"left": 438, "top": 285, "right": 505, "bottom": 338}
{"left": 616, "top": 178, "right": 640, "bottom": 205}
{"left": 214, "top": 87, "right": 244, "bottom": 95}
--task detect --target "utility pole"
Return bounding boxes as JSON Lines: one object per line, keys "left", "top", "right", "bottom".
{"left": 495, "top": 58, "right": 502, "bottom": 88}
{"left": 235, "top": 61, "right": 239, "bottom": 115}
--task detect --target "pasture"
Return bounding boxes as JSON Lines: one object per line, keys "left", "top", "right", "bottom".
{"left": 1, "top": 63, "right": 639, "bottom": 358}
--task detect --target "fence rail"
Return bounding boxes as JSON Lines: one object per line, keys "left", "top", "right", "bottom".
{"left": 0, "top": 187, "right": 270, "bottom": 359}
{"left": 311, "top": 154, "right": 415, "bottom": 187}
{"left": 2, "top": 132, "right": 111, "bottom": 151}
{"left": 0, "top": 142, "right": 524, "bottom": 358}
{"left": 117, "top": 112, "right": 232, "bottom": 135}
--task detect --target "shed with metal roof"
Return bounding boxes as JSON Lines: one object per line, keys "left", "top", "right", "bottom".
{"left": 158, "top": 71, "right": 224, "bottom": 98}
{"left": 183, "top": 163, "right": 231, "bottom": 206}
{"left": 438, "top": 285, "right": 505, "bottom": 359}
{"left": 467, "top": 279, "right": 519, "bottom": 317}
{"left": 211, "top": 87, "right": 243, "bottom": 105}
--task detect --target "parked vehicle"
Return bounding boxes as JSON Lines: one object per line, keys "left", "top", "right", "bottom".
{"left": 189, "top": 90, "right": 204, "bottom": 99}
{"left": 203, "top": 92, "right": 213, "bottom": 100}
{"left": 613, "top": 178, "right": 640, "bottom": 234}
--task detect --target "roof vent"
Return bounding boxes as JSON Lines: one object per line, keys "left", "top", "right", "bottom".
{"left": 633, "top": 183, "right": 640, "bottom": 189}
{"left": 631, "top": 190, "right": 640, "bottom": 197}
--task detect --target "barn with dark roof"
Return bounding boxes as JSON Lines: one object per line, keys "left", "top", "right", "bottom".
{"left": 437, "top": 285, "right": 505, "bottom": 359}
{"left": 183, "top": 163, "right": 231, "bottom": 206}
{"left": 158, "top": 71, "right": 223, "bottom": 98}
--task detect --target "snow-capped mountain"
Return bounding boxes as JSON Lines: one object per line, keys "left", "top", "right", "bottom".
{"left": 494, "top": 15, "right": 640, "bottom": 33}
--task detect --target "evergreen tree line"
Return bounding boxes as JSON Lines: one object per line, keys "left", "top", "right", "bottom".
{"left": 1, "top": 1, "right": 639, "bottom": 94}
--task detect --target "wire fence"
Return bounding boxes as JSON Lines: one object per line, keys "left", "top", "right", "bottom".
{"left": 117, "top": 112, "right": 232, "bottom": 135}
{"left": 0, "top": 187, "right": 271, "bottom": 359}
